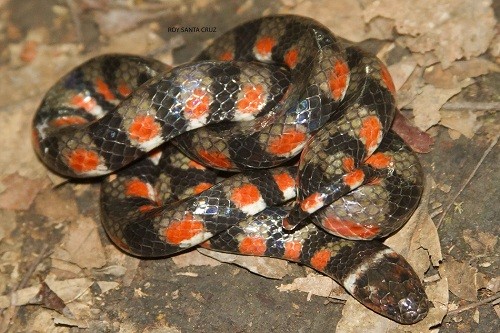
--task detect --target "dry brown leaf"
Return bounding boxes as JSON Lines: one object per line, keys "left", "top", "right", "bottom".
{"left": 172, "top": 249, "right": 221, "bottom": 268}
{"left": 0, "top": 173, "right": 47, "bottom": 210}
{"left": 96, "top": 281, "right": 119, "bottom": 294}
{"left": 0, "top": 44, "right": 83, "bottom": 110}
{"left": 462, "top": 229, "right": 498, "bottom": 254}
{"left": 52, "top": 217, "right": 106, "bottom": 270}
{"left": 277, "top": 273, "right": 347, "bottom": 300}
{"left": 388, "top": 57, "right": 418, "bottom": 91}
{"left": 29, "top": 282, "right": 73, "bottom": 318}
{"left": 391, "top": 111, "right": 434, "bottom": 153}
{"left": 33, "top": 187, "right": 79, "bottom": 222}
{"left": 0, "top": 276, "right": 92, "bottom": 308}
{"left": 364, "top": 0, "right": 496, "bottom": 68}
{"left": 281, "top": 0, "right": 391, "bottom": 42}
{"left": 440, "top": 256, "right": 482, "bottom": 302}
{"left": 52, "top": 315, "right": 89, "bottom": 329}
{"left": 93, "top": 9, "right": 171, "bottom": 36}
{"left": 197, "top": 248, "right": 291, "bottom": 279}
{"left": 0, "top": 209, "right": 17, "bottom": 243}
{"left": 102, "top": 244, "right": 141, "bottom": 286}
{"left": 440, "top": 110, "right": 481, "bottom": 139}
{"left": 412, "top": 80, "right": 472, "bottom": 131}
{"left": 424, "top": 59, "right": 498, "bottom": 89}
{"left": 396, "top": 65, "right": 425, "bottom": 110}
{"left": 99, "top": 26, "right": 167, "bottom": 55}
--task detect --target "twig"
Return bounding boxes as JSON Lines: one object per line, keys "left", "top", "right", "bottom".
{"left": 441, "top": 101, "right": 500, "bottom": 111}
{"left": 447, "top": 292, "right": 500, "bottom": 317}
{"left": 401, "top": 101, "right": 500, "bottom": 112}
{"left": 0, "top": 244, "right": 51, "bottom": 333}
{"left": 436, "top": 134, "right": 499, "bottom": 229}
{"left": 66, "top": 0, "right": 84, "bottom": 45}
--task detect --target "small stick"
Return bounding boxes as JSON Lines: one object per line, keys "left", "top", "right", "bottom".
{"left": 436, "top": 134, "right": 499, "bottom": 229}
{"left": 0, "top": 244, "right": 51, "bottom": 332}
{"left": 66, "top": 0, "right": 84, "bottom": 45}
{"left": 441, "top": 101, "right": 500, "bottom": 111}
{"left": 447, "top": 292, "right": 500, "bottom": 317}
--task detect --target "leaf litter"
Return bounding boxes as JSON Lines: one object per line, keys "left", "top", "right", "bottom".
{"left": 0, "top": 0, "right": 498, "bottom": 331}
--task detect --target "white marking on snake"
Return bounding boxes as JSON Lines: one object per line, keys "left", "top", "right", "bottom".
{"left": 135, "top": 135, "right": 164, "bottom": 152}
{"left": 179, "top": 231, "right": 214, "bottom": 248}
{"left": 240, "top": 197, "right": 267, "bottom": 215}
{"left": 343, "top": 248, "right": 395, "bottom": 294}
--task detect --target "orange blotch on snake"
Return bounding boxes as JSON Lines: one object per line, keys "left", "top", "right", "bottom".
{"left": 129, "top": 115, "right": 161, "bottom": 143}
{"left": 230, "top": 184, "right": 261, "bottom": 208}
{"left": 185, "top": 88, "right": 211, "bottom": 119}
{"left": 367, "top": 177, "right": 382, "bottom": 186}
{"left": 380, "top": 63, "right": 396, "bottom": 95}
{"left": 239, "top": 236, "right": 267, "bottom": 256}
{"left": 95, "top": 78, "right": 116, "bottom": 101}
{"left": 164, "top": 214, "right": 205, "bottom": 245}
{"left": 51, "top": 115, "right": 89, "bottom": 127}
{"left": 365, "top": 152, "right": 392, "bottom": 169}
{"left": 284, "top": 240, "right": 302, "bottom": 261}
{"left": 237, "top": 84, "right": 265, "bottom": 114}
{"left": 342, "top": 156, "right": 356, "bottom": 172}
{"left": 322, "top": 216, "right": 380, "bottom": 239}
{"left": 328, "top": 60, "right": 349, "bottom": 100}
{"left": 188, "top": 160, "right": 206, "bottom": 170}
{"left": 118, "top": 82, "right": 133, "bottom": 97}
{"left": 344, "top": 169, "right": 365, "bottom": 188}
{"left": 273, "top": 172, "right": 295, "bottom": 192}
{"left": 359, "top": 116, "right": 382, "bottom": 152}
{"left": 254, "top": 36, "right": 276, "bottom": 57}
{"left": 310, "top": 249, "right": 332, "bottom": 271}
{"left": 198, "top": 150, "right": 233, "bottom": 169}
{"left": 139, "top": 204, "right": 157, "bottom": 212}
{"left": 267, "top": 130, "right": 306, "bottom": 155}
{"left": 193, "top": 182, "right": 213, "bottom": 194}
{"left": 219, "top": 51, "right": 234, "bottom": 61}
{"left": 200, "top": 240, "right": 212, "bottom": 249}
{"left": 284, "top": 48, "right": 299, "bottom": 68}
{"left": 300, "top": 192, "right": 324, "bottom": 212}
{"left": 70, "top": 94, "right": 97, "bottom": 112}
{"left": 125, "top": 179, "right": 151, "bottom": 198}
{"left": 66, "top": 149, "right": 100, "bottom": 173}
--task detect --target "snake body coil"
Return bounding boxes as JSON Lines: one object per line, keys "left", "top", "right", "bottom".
{"left": 33, "top": 15, "right": 428, "bottom": 324}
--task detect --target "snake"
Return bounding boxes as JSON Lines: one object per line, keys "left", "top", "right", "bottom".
{"left": 32, "top": 15, "right": 429, "bottom": 324}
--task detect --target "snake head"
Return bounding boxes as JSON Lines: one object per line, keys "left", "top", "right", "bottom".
{"left": 344, "top": 246, "right": 429, "bottom": 324}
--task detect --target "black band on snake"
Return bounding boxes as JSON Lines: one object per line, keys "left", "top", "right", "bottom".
{"left": 32, "top": 15, "right": 429, "bottom": 324}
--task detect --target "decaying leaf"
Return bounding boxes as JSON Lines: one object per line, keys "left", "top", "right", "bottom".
{"left": 0, "top": 276, "right": 93, "bottom": 309}
{"left": 282, "top": 0, "right": 385, "bottom": 42}
{"left": 197, "top": 248, "right": 291, "bottom": 279}
{"left": 0, "top": 173, "right": 47, "bottom": 210}
{"left": 440, "top": 110, "right": 481, "bottom": 139}
{"left": 364, "top": 0, "right": 496, "bottom": 68}
{"left": 172, "top": 249, "right": 221, "bottom": 268}
{"left": 440, "top": 256, "right": 489, "bottom": 302}
{"left": 33, "top": 187, "right": 79, "bottom": 222}
{"left": 29, "top": 281, "right": 74, "bottom": 318}
{"left": 412, "top": 80, "right": 472, "bottom": 131}
{"left": 462, "top": 229, "right": 498, "bottom": 254}
{"left": 51, "top": 217, "right": 106, "bottom": 270}
{"left": 277, "top": 273, "right": 347, "bottom": 301}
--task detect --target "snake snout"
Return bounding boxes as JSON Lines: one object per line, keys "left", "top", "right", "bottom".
{"left": 398, "top": 292, "right": 429, "bottom": 324}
